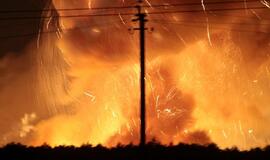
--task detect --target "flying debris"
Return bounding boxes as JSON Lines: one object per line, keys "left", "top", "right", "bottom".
{"left": 0, "top": 0, "right": 270, "bottom": 151}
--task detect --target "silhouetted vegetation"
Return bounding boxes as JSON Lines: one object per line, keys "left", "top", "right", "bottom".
{"left": 0, "top": 141, "right": 270, "bottom": 160}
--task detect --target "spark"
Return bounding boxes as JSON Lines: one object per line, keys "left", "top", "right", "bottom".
{"left": 92, "top": 28, "right": 101, "bottom": 33}
{"left": 36, "top": 28, "right": 41, "bottom": 49}
{"left": 118, "top": 13, "right": 126, "bottom": 25}
{"left": 129, "top": 74, "right": 135, "bottom": 87}
{"left": 132, "top": 64, "right": 140, "bottom": 76}
{"left": 56, "top": 27, "right": 62, "bottom": 39}
{"left": 88, "top": 0, "right": 92, "bottom": 9}
{"left": 206, "top": 18, "right": 212, "bottom": 47}
{"left": 172, "top": 15, "right": 179, "bottom": 21}
{"left": 162, "top": 108, "right": 179, "bottom": 117}
{"left": 201, "top": 0, "right": 213, "bottom": 46}
{"left": 222, "top": 129, "right": 228, "bottom": 139}
{"left": 261, "top": 0, "right": 270, "bottom": 8}
{"left": 84, "top": 91, "right": 96, "bottom": 102}
{"left": 164, "top": 108, "right": 172, "bottom": 113}
{"left": 238, "top": 120, "right": 246, "bottom": 145}
{"left": 112, "top": 110, "right": 118, "bottom": 118}
{"left": 155, "top": 95, "right": 160, "bottom": 110}
{"left": 180, "top": 73, "right": 187, "bottom": 82}
{"left": 248, "top": 129, "right": 258, "bottom": 142}
{"left": 126, "top": 123, "right": 131, "bottom": 132}
{"left": 183, "top": 129, "right": 189, "bottom": 134}
{"left": 148, "top": 74, "right": 155, "bottom": 97}
{"left": 129, "top": 123, "right": 134, "bottom": 134}
{"left": 244, "top": 0, "right": 248, "bottom": 14}
{"left": 118, "top": 128, "right": 122, "bottom": 135}
{"left": 176, "top": 126, "right": 179, "bottom": 133}
{"left": 145, "top": 0, "right": 152, "bottom": 7}
{"left": 132, "top": 118, "right": 137, "bottom": 127}
{"left": 157, "top": 68, "right": 165, "bottom": 81}
{"left": 176, "top": 33, "right": 187, "bottom": 46}
{"left": 67, "top": 92, "right": 81, "bottom": 103}
{"left": 46, "top": 16, "right": 52, "bottom": 30}
{"left": 161, "top": 25, "right": 170, "bottom": 32}
{"left": 174, "top": 108, "right": 185, "bottom": 117}
{"left": 57, "top": 26, "right": 62, "bottom": 35}
{"left": 238, "top": 121, "right": 249, "bottom": 148}
{"left": 60, "top": 20, "right": 66, "bottom": 30}
{"left": 201, "top": 0, "right": 206, "bottom": 11}
{"left": 160, "top": 130, "right": 167, "bottom": 136}
{"left": 144, "top": 9, "right": 149, "bottom": 14}
{"left": 157, "top": 109, "right": 161, "bottom": 118}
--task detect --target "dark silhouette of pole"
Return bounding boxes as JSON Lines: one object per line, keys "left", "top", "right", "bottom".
{"left": 132, "top": 1, "right": 147, "bottom": 147}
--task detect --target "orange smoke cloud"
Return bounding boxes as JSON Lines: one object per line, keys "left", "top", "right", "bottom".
{"left": 1, "top": 0, "right": 270, "bottom": 151}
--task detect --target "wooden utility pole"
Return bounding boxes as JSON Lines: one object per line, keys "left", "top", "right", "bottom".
{"left": 132, "top": 0, "right": 147, "bottom": 147}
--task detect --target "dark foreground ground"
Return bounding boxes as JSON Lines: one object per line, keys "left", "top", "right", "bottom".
{"left": 1, "top": 141, "right": 270, "bottom": 160}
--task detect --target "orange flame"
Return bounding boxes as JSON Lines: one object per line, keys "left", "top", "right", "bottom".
{"left": 10, "top": 0, "right": 270, "bottom": 151}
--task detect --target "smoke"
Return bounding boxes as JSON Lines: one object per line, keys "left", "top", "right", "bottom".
{"left": 1, "top": 0, "right": 270, "bottom": 150}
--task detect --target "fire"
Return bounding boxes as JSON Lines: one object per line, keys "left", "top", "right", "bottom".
{"left": 31, "top": 32, "right": 270, "bottom": 149}
{"left": 2, "top": 0, "right": 270, "bottom": 151}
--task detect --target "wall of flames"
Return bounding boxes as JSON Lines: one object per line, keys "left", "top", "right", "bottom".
{"left": 1, "top": 0, "right": 270, "bottom": 150}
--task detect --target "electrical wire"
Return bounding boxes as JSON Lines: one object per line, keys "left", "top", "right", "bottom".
{"left": 0, "top": 0, "right": 262, "bottom": 13}
{"left": 2, "top": 18, "right": 270, "bottom": 39}
{"left": 0, "top": 6, "right": 268, "bottom": 21}
{"left": 150, "top": 21, "right": 270, "bottom": 34}
{"left": 150, "top": 19, "right": 270, "bottom": 26}
{"left": 0, "top": 20, "right": 125, "bottom": 39}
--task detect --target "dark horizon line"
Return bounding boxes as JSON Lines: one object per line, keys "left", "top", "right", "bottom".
{"left": 1, "top": 141, "right": 270, "bottom": 160}
{"left": 1, "top": 140, "right": 269, "bottom": 152}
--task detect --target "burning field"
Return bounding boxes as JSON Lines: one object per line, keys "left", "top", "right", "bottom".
{"left": 1, "top": 0, "right": 270, "bottom": 150}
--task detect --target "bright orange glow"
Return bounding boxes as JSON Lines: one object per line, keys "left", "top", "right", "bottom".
{"left": 10, "top": 0, "right": 270, "bottom": 151}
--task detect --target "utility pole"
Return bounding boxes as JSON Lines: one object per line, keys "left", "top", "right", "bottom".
{"left": 132, "top": 0, "right": 147, "bottom": 147}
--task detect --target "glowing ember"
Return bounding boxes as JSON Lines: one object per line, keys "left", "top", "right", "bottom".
{"left": 1, "top": 0, "right": 270, "bottom": 151}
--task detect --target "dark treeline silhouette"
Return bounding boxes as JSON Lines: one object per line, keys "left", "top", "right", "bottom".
{"left": 1, "top": 141, "right": 270, "bottom": 160}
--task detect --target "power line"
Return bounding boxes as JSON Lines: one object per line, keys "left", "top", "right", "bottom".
{"left": 146, "top": 0, "right": 261, "bottom": 8}
{"left": 1, "top": 11, "right": 270, "bottom": 39}
{"left": 0, "top": 6, "right": 133, "bottom": 14}
{"left": 147, "top": 6, "right": 269, "bottom": 15}
{"left": 0, "top": 6, "right": 268, "bottom": 21}
{"left": 0, "top": 13, "right": 265, "bottom": 31}
{"left": 0, "top": 12, "right": 134, "bottom": 21}
{"left": 0, "top": 20, "right": 122, "bottom": 39}
{"left": 1, "top": 19, "right": 269, "bottom": 39}
{"left": 0, "top": 0, "right": 261, "bottom": 13}
{"left": 151, "top": 21, "right": 270, "bottom": 34}
{"left": 1, "top": 5, "right": 270, "bottom": 38}
{"left": 0, "top": 11, "right": 266, "bottom": 29}
{"left": 151, "top": 19, "right": 270, "bottom": 26}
